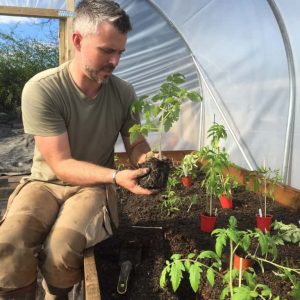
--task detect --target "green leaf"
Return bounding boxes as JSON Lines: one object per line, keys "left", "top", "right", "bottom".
{"left": 243, "top": 271, "right": 256, "bottom": 289}
{"left": 198, "top": 250, "right": 218, "bottom": 260}
{"left": 229, "top": 215, "right": 237, "bottom": 228}
{"left": 159, "top": 267, "right": 167, "bottom": 288}
{"left": 215, "top": 233, "right": 227, "bottom": 257}
{"left": 171, "top": 253, "right": 181, "bottom": 261}
{"left": 187, "top": 91, "right": 202, "bottom": 102}
{"left": 189, "top": 263, "right": 201, "bottom": 292}
{"left": 170, "top": 260, "right": 184, "bottom": 291}
{"left": 220, "top": 287, "right": 230, "bottom": 300}
{"left": 232, "top": 286, "right": 252, "bottom": 300}
{"left": 184, "top": 260, "right": 191, "bottom": 271}
{"left": 227, "top": 229, "right": 239, "bottom": 244}
{"left": 290, "top": 283, "right": 300, "bottom": 299}
{"left": 206, "top": 267, "right": 215, "bottom": 287}
{"left": 187, "top": 253, "right": 196, "bottom": 259}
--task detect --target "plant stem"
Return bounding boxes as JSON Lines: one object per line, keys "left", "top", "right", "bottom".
{"left": 209, "top": 192, "right": 212, "bottom": 216}
{"left": 254, "top": 256, "right": 300, "bottom": 275}
{"left": 158, "top": 113, "right": 164, "bottom": 160}
{"left": 229, "top": 240, "right": 234, "bottom": 297}
{"left": 264, "top": 175, "right": 267, "bottom": 217}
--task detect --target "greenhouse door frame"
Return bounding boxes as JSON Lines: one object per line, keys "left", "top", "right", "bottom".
{"left": 0, "top": 1, "right": 74, "bottom": 64}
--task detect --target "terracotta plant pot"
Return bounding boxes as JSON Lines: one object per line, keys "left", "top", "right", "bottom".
{"left": 233, "top": 253, "right": 254, "bottom": 271}
{"left": 219, "top": 194, "right": 233, "bottom": 209}
{"left": 256, "top": 214, "right": 273, "bottom": 232}
{"left": 200, "top": 213, "right": 217, "bottom": 233}
{"left": 181, "top": 176, "right": 192, "bottom": 187}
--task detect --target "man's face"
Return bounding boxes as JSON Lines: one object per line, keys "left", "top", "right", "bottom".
{"left": 79, "top": 21, "right": 127, "bottom": 84}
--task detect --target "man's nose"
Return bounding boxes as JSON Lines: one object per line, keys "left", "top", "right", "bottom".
{"left": 109, "top": 53, "right": 120, "bottom": 67}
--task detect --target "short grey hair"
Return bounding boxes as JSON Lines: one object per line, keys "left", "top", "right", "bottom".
{"left": 73, "top": 0, "right": 132, "bottom": 36}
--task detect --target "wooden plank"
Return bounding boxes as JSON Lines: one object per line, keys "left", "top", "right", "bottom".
{"left": 59, "top": 0, "right": 74, "bottom": 64}
{"left": 0, "top": 5, "right": 65, "bottom": 19}
{"left": 84, "top": 247, "right": 101, "bottom": 300}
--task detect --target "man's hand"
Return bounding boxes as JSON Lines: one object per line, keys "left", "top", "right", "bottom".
{"left": 115, "top": 168, "right": 153, "bottom": 195}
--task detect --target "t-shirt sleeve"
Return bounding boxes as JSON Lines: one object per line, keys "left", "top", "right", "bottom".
{"left": 119, "top": 84, "right": 141, "bottom": 138}
{"left": 21, "top": 80, "right": 67, "bottom": 136}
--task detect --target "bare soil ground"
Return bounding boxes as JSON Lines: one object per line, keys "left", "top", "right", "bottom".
{"left": 94, "top": 170, "right": 300, "bottom": 300}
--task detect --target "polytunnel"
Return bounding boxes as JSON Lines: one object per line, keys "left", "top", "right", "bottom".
{"left": 0, "top": 0, "right": 299, "bottom": 190}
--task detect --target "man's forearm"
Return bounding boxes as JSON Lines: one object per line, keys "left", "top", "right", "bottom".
{"left": 53, "top": 158, "right": 116, "bottom": 186}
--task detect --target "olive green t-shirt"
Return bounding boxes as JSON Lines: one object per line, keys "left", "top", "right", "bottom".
{"left": 22, "top": 62, "right": 138, "bottom": 183}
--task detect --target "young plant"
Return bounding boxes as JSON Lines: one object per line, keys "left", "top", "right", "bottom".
{"left": 246, "top": 166, "right": 282, "bottom": 217}
{"left": 179, "top": 152, "right": 199, "bottom": 178}
{"left": 199, "top": 122, "right": 237, "bottom": 214}
{"left": 160, "top": 216, "right": 300, "bottom": 299}
{"left": 129, "top": 73, "right": 202, "bottom": 159}
{"left": 272, "top": 220, "right": 300, "bottom": 246}
{"left": 161, "top": 170, "right": 182, "bottom": 215}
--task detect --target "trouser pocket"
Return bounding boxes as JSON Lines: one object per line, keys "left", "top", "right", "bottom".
{"left": 85, "top": 205, "right": 113, "bottom": 248}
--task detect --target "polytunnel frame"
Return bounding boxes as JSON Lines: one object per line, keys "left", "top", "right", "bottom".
{"left": 148, "top": 0, "right": 296, "bottom": 185}
{"left": 266, "top": 0, "right": 296, "bottom": 185}
{"left": 0, "top": 0, "right": 296, "bottom": 185}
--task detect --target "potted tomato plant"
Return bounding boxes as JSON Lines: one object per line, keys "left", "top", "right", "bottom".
{"left": 178, "top": 152, "right": 199, "bottom": 188}
{"left": 199, "top": 122, "right": 238, "bottom": 232}
{"left": 129, "top": 73, "right": 201, "bottom": 189}
{"left": 207, "top": 122, "right": 238, "bottom": 209}
{"left": 246, "top": 165, "right": 282, "bottom": 232}
{"left": 198, "top": 147, "right": 218, "bottom": 232}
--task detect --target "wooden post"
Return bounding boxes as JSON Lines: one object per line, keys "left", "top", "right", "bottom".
{"left": 84, "top": 247, "right": 101, "bottom": 300}
{"left": 59, "top": 0, "right": 74, "bottom": 64}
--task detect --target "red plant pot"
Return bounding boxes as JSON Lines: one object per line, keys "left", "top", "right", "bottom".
{"left": 233, "top": 254, "right": 254, "bottom": 271}
{"left": 256, "top": 214, "right": 273, "bottom": 232}
{"left": 200, "top": 213, "right": 217, "bottom": 233}
{"left": 181, "top": 176, "right": 192, "bottom": 187}
{"left": 219, "top": 194, "right": 233, "bottom": 209}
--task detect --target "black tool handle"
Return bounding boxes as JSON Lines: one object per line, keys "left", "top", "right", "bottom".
{"left": 117, "top": 260, "right": 133, "bottom": 294}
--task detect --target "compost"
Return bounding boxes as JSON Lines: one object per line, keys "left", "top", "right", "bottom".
{"left": 94, "top": 170, "right": 300, "bottom": 300}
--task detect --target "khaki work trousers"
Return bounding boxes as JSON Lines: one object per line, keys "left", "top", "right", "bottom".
{"left": 0, "top": 179, "right": 118, "bottom": 298}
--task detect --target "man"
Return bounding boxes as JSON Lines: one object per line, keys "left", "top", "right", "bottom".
{"left": 0, "top": 0, "right": 153, "bottom": 299}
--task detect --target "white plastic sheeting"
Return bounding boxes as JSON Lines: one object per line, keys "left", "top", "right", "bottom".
{"left": 0, "top": 0, "right": 299, "bottom": 190}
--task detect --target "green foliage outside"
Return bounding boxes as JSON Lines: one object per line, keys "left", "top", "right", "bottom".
{"left": 0, "top": 30, "right": 58, "bottom": 121}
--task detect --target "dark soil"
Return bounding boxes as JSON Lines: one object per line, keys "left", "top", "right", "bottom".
{"left": 137, "top": 157, "right": 171, "bottom": 189}
{"left": 94, "top": 169, "right": 300, "bottom": 300}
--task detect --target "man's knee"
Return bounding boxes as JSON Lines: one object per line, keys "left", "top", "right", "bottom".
{"left": 0, "top": 243, "right": 37, "bottom": 290}
{"left": 40, "top": 228, "right": 86, "bottom": 288}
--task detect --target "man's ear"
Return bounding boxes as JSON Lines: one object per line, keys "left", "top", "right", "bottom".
{"left": 72, "top": 32, "right": 82, "bottom": 51}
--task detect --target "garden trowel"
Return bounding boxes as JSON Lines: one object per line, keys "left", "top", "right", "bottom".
{"left": 117, "top": 240, "right": 142, "bottom": 294}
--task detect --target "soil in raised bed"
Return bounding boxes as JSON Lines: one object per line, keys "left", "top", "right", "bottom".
{"left": 94, "top": 170, "right": 300, "bottom": 300}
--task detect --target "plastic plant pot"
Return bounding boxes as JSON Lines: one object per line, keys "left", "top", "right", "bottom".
{"left": 256, "top": 214, "right": 273, "bottom": 232}
{"left": 200, "top": 213, "right": 217, "bottom": 233}
{"left": 233, "top": 253, "right": 254, "bottom": 271}
{"left": 219, "top": 194, "right": 233, "bottom": 209}
{"left": 181, "top": 176, "right": 192, "bottom": 188}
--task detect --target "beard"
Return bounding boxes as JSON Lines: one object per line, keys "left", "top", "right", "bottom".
{"left": 84, "top": 64, "right": 115, "bottom": 85}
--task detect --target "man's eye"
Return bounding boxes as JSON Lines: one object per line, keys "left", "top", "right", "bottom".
{"left": 101, "top": 48, "right": 114, "bottom": 54}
